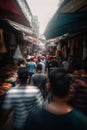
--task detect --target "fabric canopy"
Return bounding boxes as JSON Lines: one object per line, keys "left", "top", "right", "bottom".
{"left": 0, "top": 18, "right": 36, "bottom": 37}
{"left": 0, "top": 0, "right": 32, "bottom": 27}
{"left": 8, "top": 20, "right": 34, "bottom": 35}
{"left": 44, "top": 11, "right": 87, "bottom": 40}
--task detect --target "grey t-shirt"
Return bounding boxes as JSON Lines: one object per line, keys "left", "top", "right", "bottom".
{"left": 30, "top": 72, "right": 48, "bottom": 98}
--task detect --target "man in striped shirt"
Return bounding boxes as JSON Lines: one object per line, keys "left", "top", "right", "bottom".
{"left": 0, "top": 67, "right": 44, "bottom": 130}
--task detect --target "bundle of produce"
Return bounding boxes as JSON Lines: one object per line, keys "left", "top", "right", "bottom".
{"left": 1, "top": 83, "right": 12, "bottom": 91}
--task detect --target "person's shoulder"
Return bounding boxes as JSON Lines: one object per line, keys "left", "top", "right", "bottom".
{"left": 31, "top": 73, "right": 39, "bottom": 79}
{"left": 26, "top": 85, "right": 41, "bottom": 93}
{"left": 33, "top": 61, "right": 36, "bottom": 64}
{"left": 6, "top": 86, "right": 18, "bottom": 94}
{"left": 31, "top": 73, "right": 37, "bottom": 77}
{"left": 28, "top": 107, "right": 44, "bottom": 120}
{"left": 41, "top": 73, "right": 48, "bottom": 78}
{"left": 72, "top": 109, "right": 87, "bottom": 121}
{"left": 75, "top": 110, "right": 87, "bottom": 129}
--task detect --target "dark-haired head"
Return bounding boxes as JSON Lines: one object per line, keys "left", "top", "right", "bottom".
{"left": 36, "top": 64, "right": 42, "bottom": 71}
{"left": 18, "top": 67, "right": 28, "bottom": 84}
{"left": 48, "top": 68, "right": 71, "bottom": 98}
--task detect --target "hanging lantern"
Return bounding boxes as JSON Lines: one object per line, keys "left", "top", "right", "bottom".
{"left": 57, "top": 42, "right": 61, "bottom": 51}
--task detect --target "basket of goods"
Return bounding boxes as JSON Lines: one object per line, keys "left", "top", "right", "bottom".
{"left": 1, "top": 83, "right": 12, "bottom": 91}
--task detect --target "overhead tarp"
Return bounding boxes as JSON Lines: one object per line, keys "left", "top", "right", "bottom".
{"left": 23, "top": 36, "right": 38, "bottom": 44}
{"left": 0, "top": 0, "right": 32, "bottom": 27}
{"left": 8, "top": 20, "right": 34, "bottom": 35}
{"left": 0, "top": 18, "right": 36, "bottom": 37}
{"left": 44, "top": 11, "right": 87, "bottom": 39}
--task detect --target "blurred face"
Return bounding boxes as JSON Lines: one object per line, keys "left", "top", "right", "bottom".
{"left": 73, "top": 70, "right": 80, "bottom": 79}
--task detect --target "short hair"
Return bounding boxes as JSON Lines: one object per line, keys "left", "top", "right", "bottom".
{"left": 18, "top": 67, "right": 28, "bottom": 84}
{"left": 37, "top": 63, "right": 42, "bottom": 70}
{"left": 48, "top": 68, "right": 71, "bottom": 98}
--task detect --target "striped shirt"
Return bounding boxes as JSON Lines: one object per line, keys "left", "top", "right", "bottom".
{"left": 2, "top": 86, "right": 44, "bottom": 129}
{"left": 69, "top": 79, "right": 87, "bottom": 115}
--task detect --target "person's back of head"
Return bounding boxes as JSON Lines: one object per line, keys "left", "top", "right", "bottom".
{"left": 30, "top": 57, "right": 33, "bottom": 61}
{"left": 48, "top": 68, "right": 71, "bottom": 98}
{"left": 38, "top": 58, "right": 41, "bottom": 62}
{"left": 36, "top": 63, "right": 42, "bottom": 71}
{"left": 18, "top": 67, "right": 28, "bottom": 84}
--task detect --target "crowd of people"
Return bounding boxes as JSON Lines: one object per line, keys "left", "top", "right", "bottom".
{"left": 0, "top": 54, "right": 87, "bottom": 130}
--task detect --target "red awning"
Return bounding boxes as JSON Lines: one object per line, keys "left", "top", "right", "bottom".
{"left": 0, "top": 0, "right": 22, "bottom": 15}
{"left": 0, "top": 0, "right": 31, "bottom": 27}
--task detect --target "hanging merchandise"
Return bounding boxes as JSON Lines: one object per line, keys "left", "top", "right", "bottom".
{"left": 61, "top": 46, "right": 64, "bottom": 55}
{"left": 10, "top": 34, "right": 17, "bottom": 50}
{"left": 0, "top": 29, "right": 7, "bottom": 53}
{"left": 68, "top": 40, "right": 71, "bottom": 48}
{"left": 74, "top": 39, "right": 78, "bottom": 49}
{"left": 82, "top": 40, "right": 87, "bottom": 60}
{"left": 13, "top": 45, "right": 24, "bottom": 59}
{"left": 10, "top": 34, "right": 16, "bottom": 45}
{"left": 64, "top": 45, "right": 67, "bottom": 58}
{"left": 70, "top": 39, "right": 74, "bottom": 56}
{"left": 57, "top": 42, "right": 61, "bottom": 51}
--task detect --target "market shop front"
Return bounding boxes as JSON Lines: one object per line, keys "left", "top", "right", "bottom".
{"left": 44, "top": 0, "right": 87, "bottom": 71}
{"left": 0, "top": 0, "right": 36, "bottom": 107}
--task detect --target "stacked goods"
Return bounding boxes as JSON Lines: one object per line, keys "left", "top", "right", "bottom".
{"left": 0, "top": 66, "right": 18, "bottom": 88}
{"left": 0, "top": 83, "right": 12, "bottom": 101}
{"left": 1, "top": 83, "right": 12, "bottom": 91}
